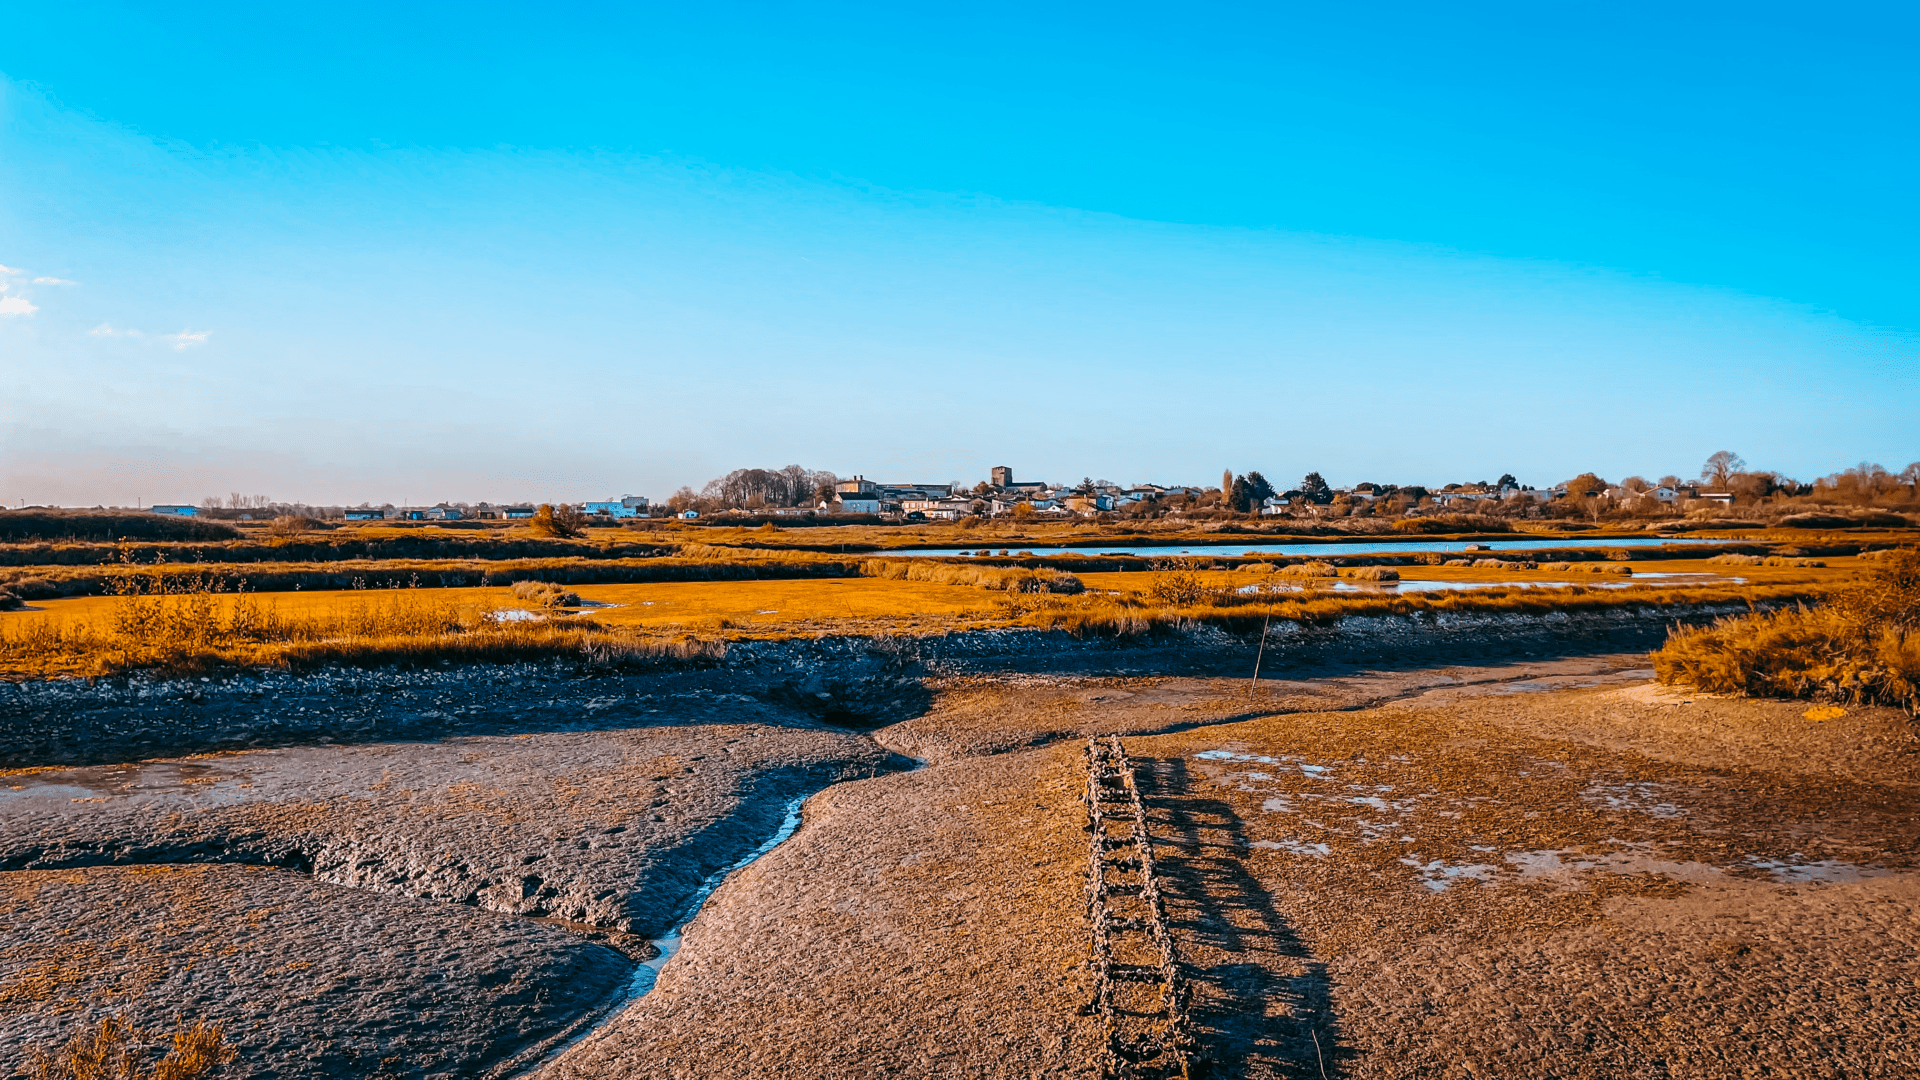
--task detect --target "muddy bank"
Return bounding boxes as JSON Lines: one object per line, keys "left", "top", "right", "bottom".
{"left": 1, "top": 723, "right": 894, "bottom": 939}
{"left": 545, "top": 747, "right": 1109, "bottom": 1080}
{"left": 536, "top": 674, "right": 1920, "bottom": 1079}
{"left": 0, "top": 864, "right": 630, "bottom": 1080}
{"left": 0, "top": 606, "right": 1739, "bottom": 767}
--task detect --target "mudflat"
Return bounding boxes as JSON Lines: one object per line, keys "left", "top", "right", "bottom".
{"left": 2, "top": 656, "right": 1915, "bottom": 1079}
{"left": 549, "top": 664, "right": 1920, "bottom": 1079}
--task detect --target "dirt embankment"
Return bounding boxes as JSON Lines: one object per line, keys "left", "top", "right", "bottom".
{"left": 1, "top": 608, "right": 1740, "bottom": 767}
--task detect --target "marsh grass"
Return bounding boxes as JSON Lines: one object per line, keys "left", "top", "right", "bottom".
{"left": 29, "top": 1016, "right": 234, "bottom": 1080}
{"left": 1655, "top": 547, "right": 1920, "bottom": 712}
{"left": 1003, "top": 579, "right": 1821, "bottom": 639}
{"left": 859, "top": 558, "right": 1084, "bottom": 594}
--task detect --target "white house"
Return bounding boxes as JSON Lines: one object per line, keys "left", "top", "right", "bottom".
{"left": 834, "top": 493, "right": 882, "bottom": 514}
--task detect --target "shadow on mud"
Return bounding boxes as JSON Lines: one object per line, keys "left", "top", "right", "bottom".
{"left": 1136, "top": 756, "right": 1346, "bottom": 1079}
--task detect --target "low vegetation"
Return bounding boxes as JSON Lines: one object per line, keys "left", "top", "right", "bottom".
{"left": 1654, "top": 548, "right": 1920, "bottom": 713}
{"left": 510, "top": 580, "right": 583, "bottom": 608}
{"left": 0, "top": 511, "right": 240, "bottom": 544}
{"left": 29, "top": 1015, "right": 234, "bottom": 1080}
{"left": 859, "top": 558, "right": 1084, "bottom": 594}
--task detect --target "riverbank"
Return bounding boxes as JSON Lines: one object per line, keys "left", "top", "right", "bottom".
{"left": 4, "top": 628, "right": 1915, "bottom": 1078}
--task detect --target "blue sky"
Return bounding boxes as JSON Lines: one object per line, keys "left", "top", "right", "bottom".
{"left": 2, "top": 1, "right": 1913, "bottom": 506}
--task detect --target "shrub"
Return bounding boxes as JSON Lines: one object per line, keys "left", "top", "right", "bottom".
{"left": 267, "top": 515, "right": 329, "bottom": 536}
{"left": 0, "top": 511, "right": 240, "bottom": 543}
{"left": 510, "top": 580, "right": 583, "bottom": 607}
{"left": 529, "top": 504, "right": 587, "bottom": 539}
{"left": 1276, "top": 561, "right": 1337, "bottom": 578}
{"left": 1340, "top": 566, "right": 1400, "bottom": 581}
{"left": 860, "top": 559, "right": 1084, "bottom": 594}
{"left": 1708, "top": 553, "right": 1766, "bottom": 566}
{"left": 1654, "top": 547, "right": 1920, "bottom": 712}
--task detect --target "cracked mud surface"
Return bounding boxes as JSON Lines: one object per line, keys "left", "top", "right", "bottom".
{"left": 4, "top": 650, "right": 1918, "bottom": 1079}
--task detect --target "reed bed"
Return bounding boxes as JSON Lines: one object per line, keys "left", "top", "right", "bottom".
{"left": 1000, "top": 579, "right": 1823, "bottom": 638}
{"left": 1654, "top": 547, "right": 1920, "bottom": 713}
{"left": 859, "top": 558, "right": 1085, "bottom": 594}
{"left": 0, "top": 572, "right": 725, "bottom": 678}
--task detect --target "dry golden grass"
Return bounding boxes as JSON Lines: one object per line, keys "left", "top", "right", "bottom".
{"left": 0, "top": 548, "right": 1869, "bottom": 680}
{"left": 29, "top": 1015, "right": 234, "bottom": 1080}
{"left": 1654, "top": 548, "right": 1920, "bottom": 712}
{"left": 858, "top": 558, "right": 1083, "bottom": 593}
{"left": 567, "top": 578, "right": 1009, "bottom": 635}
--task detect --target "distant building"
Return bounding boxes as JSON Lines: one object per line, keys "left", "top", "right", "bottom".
{"left": 835, "top": 476, "right": 879, "bottom": 496}
{"left": 834, "top": 493, "right": 882, "bottom": 514}
{"left": 990, "top": 466, "right": 1014, "bottom": 488}
{"left": 584, "top": 499, "right": 640, "bottom": 519}
{"left": 343, "top": 508, "right": 385, "bottom": 521}
{"left": 149, "top": 505, "right": 198, "bottom": 517}
{"left": 620, "top": 494, "right": 650, "bottom": 511}
{"left": 1695, "top": 492, "right": 1736, "bottom": 507}
{"left": 678, "top": 509, "right": 700, "bottom": 520}
{"left": 504, "top": 506, "right": 535, "bottom": 519}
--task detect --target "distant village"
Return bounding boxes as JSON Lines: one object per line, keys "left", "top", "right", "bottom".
{"left": 107, "top": 453, "right": 1897, "bottom": 525}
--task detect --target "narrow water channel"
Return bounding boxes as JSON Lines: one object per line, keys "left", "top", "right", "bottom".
{"left": 516, "top": 792, "right": 813, "bottom": 1076}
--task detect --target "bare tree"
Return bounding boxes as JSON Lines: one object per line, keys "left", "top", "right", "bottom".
{"left": 1700, "top": 451, "right": 1745, "bottom": 489}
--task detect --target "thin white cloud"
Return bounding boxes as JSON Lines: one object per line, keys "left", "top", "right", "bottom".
{"left": 32, "top": 277, "right": 78, "bottom": 286}
{"left": 0, "top": 295, "right": 38, "bottom": 317}
{"left": 163, "top": 328, "right": 211, "bottom": 350}
{"left": 90, "top": 323, "right": 142, "bottom": 337}
{"left": 0, "top": 264, "right": 24, "bottom": 276}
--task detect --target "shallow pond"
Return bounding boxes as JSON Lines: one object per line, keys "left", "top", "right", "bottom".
{"left": 900, "top": 537, "right": 1725, "bottom": 559}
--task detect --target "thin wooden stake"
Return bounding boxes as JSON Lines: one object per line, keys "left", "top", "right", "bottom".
{"left": 1249, "top": 611, "right": 1271, "bottom": 697}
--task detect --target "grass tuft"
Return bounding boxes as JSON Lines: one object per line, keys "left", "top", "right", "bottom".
{"left": 1654, "top": 547, "right": 1919, "bottom": 712}
{"left": 29, "top": 1016, "right": 235, "bottom": 1080}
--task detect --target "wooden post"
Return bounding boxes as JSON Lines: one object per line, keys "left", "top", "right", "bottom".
{"left": 1249, "top": 610, "right": 1271, "bottom": 697}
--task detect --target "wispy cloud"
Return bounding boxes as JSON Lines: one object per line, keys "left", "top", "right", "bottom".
{"left": 0, "top": 264, "right": 24, "bottom": 276}
{"left": 32, "top": 277, "right": 78, "bottom": 286}
{"left": 163, "top": 329, "right": 212, "bottom": 350}
{"left": 0, "top": 295, "right": 39, "bottom": 317}
{"left": 89, "top": 323, "right": 140, "bottom": 337}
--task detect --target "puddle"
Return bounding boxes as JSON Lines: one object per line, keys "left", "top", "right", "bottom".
{"left": 1582, "top": 782, "right": 1685, "bottom": 819}
{"left": 1252, "top": 838, "right": 1330, "bottom": 857}
{"left": 1745, "top": 857, "right": 1893, "bottom": 884}
{"left": 488, "top": 609, "right": 543, "bottom": 623}
{"left": 1400, "top": 856, "right": 1498, "bottom": 891}
{"left": 0, "top": 783, "right": 101, "bottom": 802}
{"left": 1194, "top": 750, "right": 1336, "bottom": 780}
{"left": 1506, "top": 848, "right": 1729, "bottom": 885}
